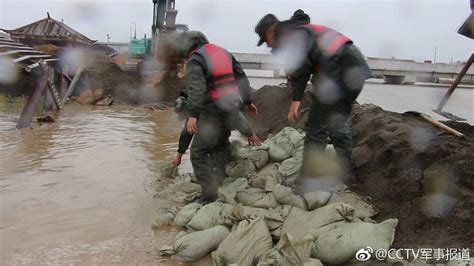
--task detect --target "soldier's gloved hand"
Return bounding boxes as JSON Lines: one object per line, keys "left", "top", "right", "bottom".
{"left": 288, "top": 101, "right": 301, "bottom": 123}
{"left": 187, "top": 117, "right": 198, "bottom": 134}
{"left": 244, "top": 104, "right": 259, "bottom": 118}
{"left": 248, "top": 134, "right": 262, "bottom": 146}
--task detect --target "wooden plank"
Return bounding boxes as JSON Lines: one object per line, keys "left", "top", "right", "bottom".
{"left": 60, "top": 66, "right": 69, "bottom": 98}
{"left": 16, "top": 78, "right": 47, "bottom": 129}
{"left": 436, "top": 53, "right": 474, "bottom": 111}
{"left": 61, "top": 67, "right": 83, "bottom": 104}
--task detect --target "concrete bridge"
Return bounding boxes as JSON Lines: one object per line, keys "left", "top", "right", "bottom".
{"left": 99, "top": 42, "right": 473, "bottom": 84}
{"left": 232, "top": 52, "right": 474, "bottom": 84}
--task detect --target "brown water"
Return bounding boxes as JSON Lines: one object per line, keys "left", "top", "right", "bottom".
{"left": 0, "top": 81, "right": 472, "bottom": 265}
{"left": 0, "top": 102, "right": 188, "bottom": 265}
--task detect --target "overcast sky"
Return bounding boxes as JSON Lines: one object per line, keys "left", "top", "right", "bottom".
{"left": 0, "top": 0, "right": 472, "bottom": 63}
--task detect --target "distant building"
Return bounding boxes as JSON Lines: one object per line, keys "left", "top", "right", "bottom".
{"left": 1, "top": 12, "right": 95, "bottom": 47}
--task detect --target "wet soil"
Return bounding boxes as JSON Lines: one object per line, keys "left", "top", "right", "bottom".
{"left": 250, "top": 84, "right": 474, "bottom": 249}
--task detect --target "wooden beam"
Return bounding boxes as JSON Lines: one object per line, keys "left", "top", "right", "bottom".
{"left": 17, "top": 78, "right": 47, "bottom": 129}
{"left": 60, "top": 66, "right": 69, "bottom": 98}
{"left": 435, "top": 53, "right": 474, "bottom": 111}
{"left": 61, "top": 67, "right": 83, "bottom": 104}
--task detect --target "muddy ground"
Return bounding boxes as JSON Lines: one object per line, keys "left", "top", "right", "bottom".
{"left": 250, "top": 84, "right": 474, "bottom": 249}
{"left": 86, "top": 54, "right": 185, "bottom": 105}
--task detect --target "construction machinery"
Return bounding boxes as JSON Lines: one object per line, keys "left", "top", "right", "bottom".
{"left": 123, "top": 0, "right": 188, "bottom": 72}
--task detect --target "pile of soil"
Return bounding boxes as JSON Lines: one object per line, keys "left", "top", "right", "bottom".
{"left": 249, "top": 84, "right": 314, "bottom": 140}
{"left": 88, "top": 54, "right": 185, "bottom": 105}
{"left": 250, "top": 84, "right": 474, "bottom": 249}
{"left": 153, "top": 71, "right": 186, "bottom": 102}
{"left": 85, "top": 54, "right": 142, "bottom": 104}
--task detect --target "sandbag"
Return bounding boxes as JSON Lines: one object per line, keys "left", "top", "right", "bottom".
{"left": 293, "top": 146, "right": 304, "bottom": 159}
{"left": 266, "top": 127, "right": 305, "bottom": 162}
{"left": 272, "top": 184, "right": 307, "bottom": 210}
{"left": 279, "top": 157, "right": 303, "bottom": 180}
{"left": 172, "top": 231, "right": 188, "bottom": 241}
{"left": 267, "top": 143, "right": 291, "bottom": 162}
{"left": 225, "top": 159, "right": 257, "bottom": 178}
{"left": 233, "top": 142, "right": 270, "bottom": 169}
{"left": 236, "top": 188, "right": 280, "bottom": 209}
{"left": 218, "top": 177, "right": 249, "bottom": 205}
{"left": 303, "top": 191, "right": 332, "bottom": 211}
{"left": 328, "top": 191, "right": 378, "bottom": 218}
{"left": 250, "top": 163, "right": 283, "bottom": 192}
{"left": 232, "top": 204, "right": 292, "bottom": 239}
{"left": 312, "top": 219, "right": 398, "bottom": 265}
{"left": 187, "top": 202, "right": 234, "bottom": 231}
{"left": 160, "top": 163, "right": 179, "bottom": 178}
{"left": 173, "top": 203, "right": 201, "bottom": 227}
{"left": 174, "top": 172, "right": 197, "bottom": 183}
{"left": 258, "top": 233, "right": 321, "bottom": 266}
{"left": 151, "top": 207, "right": 177, "bottom": 231}
{"left": 159, "top": 180, "right": 201, "bottom": 203}
{"left": 281, "top": 202, "right": 354, "bottom": 240}
{"left": 160, "top": 225, "right": 230, "bottom": 262}
{"left": 212, "top": 219, "right": 273, "bottom": 265}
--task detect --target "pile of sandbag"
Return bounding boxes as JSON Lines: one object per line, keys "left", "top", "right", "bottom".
{"left": 157, "top": 127, "right": 399, "bottom": 265}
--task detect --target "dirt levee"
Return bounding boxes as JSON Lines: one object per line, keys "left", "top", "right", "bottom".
{"left": 250, "top": 84, "right": 474, "bottom": 249}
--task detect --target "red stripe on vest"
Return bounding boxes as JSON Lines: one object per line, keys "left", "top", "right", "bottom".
{"left": 326, "top": 35, "right": 351, "bottom": 53}
{"left": 311, "top": 24, "right": 327, "bottom": 33}
{"left": 307, "top": 24, "right": 351, "bottom": 54}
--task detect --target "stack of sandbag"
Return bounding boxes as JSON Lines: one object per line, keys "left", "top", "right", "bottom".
{"left": 225, "top": 141, "right": 270, "bottom": 178}
{"left": 265, "top": 127, "right": 305, "bottom": 162}
{"left": 156, "top": 127, "right": 398, "bottom": 265}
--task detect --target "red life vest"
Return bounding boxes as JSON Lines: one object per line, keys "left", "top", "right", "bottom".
{"left": 304, "top": 24, "right": 352, "bottom": 56}
{"left": 191, "top": 43, "right": 240, "bottom": 102}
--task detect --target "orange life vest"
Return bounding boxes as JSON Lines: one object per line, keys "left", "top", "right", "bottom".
{"left": 191, "top": 43, "right": 240, "bottom": 102}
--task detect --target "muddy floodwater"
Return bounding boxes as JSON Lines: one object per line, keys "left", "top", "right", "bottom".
{"left": 0, "top": 81, "right": 473, "bottom": 264}
{"left": 0, "top": 104, "right": 188, "bottom": 264}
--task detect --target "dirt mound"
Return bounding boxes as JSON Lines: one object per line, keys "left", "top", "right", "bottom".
{"left": 250, "top": 84, "right": 313, "bottom": 139}
{"left": 250, "top": 84, "right": 474, "bottom": 249}
{"left": 94, "top": 52, "right": 185, "bottom": 105}
{"left": 85, "top": 53, "right": 185, "bottom": 105}
{"left": 86, "top": 55, "right": 142, "bottom": 104}
{"left": 111, "top": 52, "right": 130, "bottom": 66}
{"left": 154, "top": 71, "right": 186, "bottom": 103}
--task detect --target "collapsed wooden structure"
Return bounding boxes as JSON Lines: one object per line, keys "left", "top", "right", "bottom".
{"left": 0, "top": 35, "right": 82, "bottom": 128}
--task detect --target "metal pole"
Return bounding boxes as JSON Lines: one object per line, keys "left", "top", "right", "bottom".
{"left": 130, "top": 22, "right": 136, "bottom": 40}
{"left": 433, "top": 47, "right": 438, "bottom": 64}
{"left": 436, "top": 53, "right": 474, "bottom": 111}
